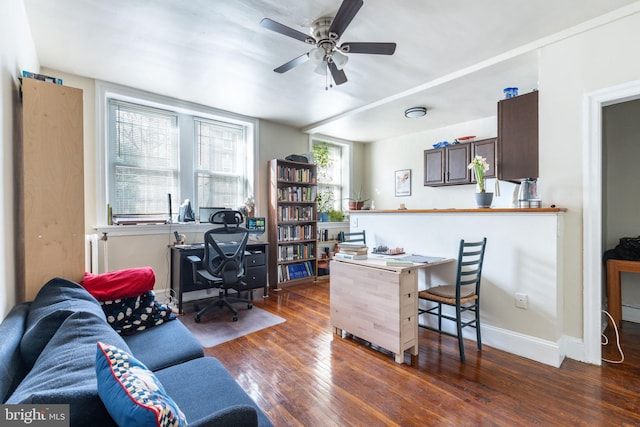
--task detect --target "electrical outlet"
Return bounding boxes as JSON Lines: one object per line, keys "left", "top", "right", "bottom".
{"left": 515, "top": 293, "right": 528, "bottom": 309}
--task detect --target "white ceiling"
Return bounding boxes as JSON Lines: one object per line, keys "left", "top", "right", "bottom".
{"left": 23, "top": 0, "right": 639, "bottom": 142}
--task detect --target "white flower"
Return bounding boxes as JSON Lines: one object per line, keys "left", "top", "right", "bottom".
{"left": 468, "top": 155, "right": 490, "bottom": 192}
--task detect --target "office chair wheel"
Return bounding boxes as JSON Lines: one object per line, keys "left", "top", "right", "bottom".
{"left": 232, "top": 315, "right": 238, "bottom": 322}
{"left": 195, "top": 315, "right": 202, "bottom": 323}
{"left": 248, "top": 303, "right": 253, "bottom": 309}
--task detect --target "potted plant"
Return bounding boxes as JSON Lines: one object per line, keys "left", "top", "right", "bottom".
{"left": 328, "top": 209, "right": 344, "bottom": 222}
{"left": 468, "top": 155, "right": 492, "bottom": 208}
{"left": 316, "top": 189, "right": 334, "bottom": 222}
{"left": 345, "top": 186, "right": 369, "bottom": 210}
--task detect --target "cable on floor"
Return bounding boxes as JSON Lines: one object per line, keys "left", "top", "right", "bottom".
{"left": 601, "top": 309, "right": 624, "bottom": 364}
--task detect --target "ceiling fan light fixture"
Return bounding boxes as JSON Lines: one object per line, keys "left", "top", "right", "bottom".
{"left": 332, "top": 50, "right": 349, "bottom": 70}
{"left": 404, "top": 106, "right": 427, "bottom": 118}
{"left": 309, "top": 46, "right": 325, "bottom": 64}
{"left": 313, "top": 61, "right": 327, "bottom": 75}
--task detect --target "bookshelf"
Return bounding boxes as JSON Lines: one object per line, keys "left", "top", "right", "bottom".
{"left": 268, "top": 158, "right": 318, "bottom": 289}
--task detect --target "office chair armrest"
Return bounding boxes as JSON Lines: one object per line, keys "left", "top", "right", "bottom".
{"left": 186, "top": 255, "right": 202, "bottom": 285}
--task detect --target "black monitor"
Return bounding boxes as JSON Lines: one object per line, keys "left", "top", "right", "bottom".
{"left": 246, "top": 217, "right": 266, "bottom": 237}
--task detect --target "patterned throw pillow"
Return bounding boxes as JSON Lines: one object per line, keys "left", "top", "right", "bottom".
{"left": 101, "top": 291, "right": 175, "bottom": 335}
{"left": 96, "top": 342, "right": 187, "bottom": 427}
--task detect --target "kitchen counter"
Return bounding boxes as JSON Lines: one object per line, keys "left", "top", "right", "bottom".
{"left": 349, "top": 207, "right": 566, "bottom": 214}
{"left": 348, "top": 208, "right": 565, "bottom": 367}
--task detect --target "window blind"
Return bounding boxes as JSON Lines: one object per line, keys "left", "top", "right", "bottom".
{"left": 108, "top": 100, "right": 179, "bottom": 215}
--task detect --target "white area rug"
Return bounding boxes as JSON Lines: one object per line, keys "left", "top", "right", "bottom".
{"left": 179, "top": 303, "right": 285, "bottom": 348}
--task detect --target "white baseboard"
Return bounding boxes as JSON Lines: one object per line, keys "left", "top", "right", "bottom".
{"left": 419, "top": 317, "right": 564, "bottom": 367}
{"left": 622, "top": 305, "right": 640, "bottom": 324}
{"left": 481, "top": 324, "right": 564, "bottom": 368}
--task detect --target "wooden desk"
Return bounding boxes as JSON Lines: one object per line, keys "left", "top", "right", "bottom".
{"left": 606, "top": 259, "right": 640, "bottom": 327}
{"left": 170, "top": 242, "right": 268, "bottom": 314}
{"left": 330, "top": 257, "right": 453, "bottom": 364}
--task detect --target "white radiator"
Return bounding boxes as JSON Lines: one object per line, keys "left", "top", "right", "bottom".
{"left": 85, "top": 234, "right": 100, "bottom": 273}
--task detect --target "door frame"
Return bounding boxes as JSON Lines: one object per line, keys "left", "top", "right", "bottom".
{"left": 583, "top": 80, "right": 640, "bottom": 364}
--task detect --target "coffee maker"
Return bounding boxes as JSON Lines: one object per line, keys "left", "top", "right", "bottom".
{"left": 517, "top": 178, "right": 540, "bottom": 208}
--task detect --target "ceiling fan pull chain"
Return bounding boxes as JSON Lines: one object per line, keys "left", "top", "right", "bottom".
{"left": 326, "top": 63, "right": 331, "bottom": 91}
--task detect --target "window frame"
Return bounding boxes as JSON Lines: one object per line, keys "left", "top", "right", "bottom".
{"left": 96, "top": 81, "right": 258, "bottom": 227}
{"left": 310, "top": 134, "right": 352, "bottom": 213}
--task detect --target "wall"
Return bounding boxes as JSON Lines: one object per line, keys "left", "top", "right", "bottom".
{"left": 364, "top": 116, "right": 522, "bottom": 211}
{"left": 0, "top": 0, "right": 39, "bottom": 319}
{"left": 17, "top": 65, "right": 368, "bottom": 303}
{"left": 604, "top": 99, "right": 640, "bottom": 318}
{"left": 538, "top": 10, "right": 640, "bottom": 340}
{"left": 363, "top": 10, "right": 640, "bottom": 353}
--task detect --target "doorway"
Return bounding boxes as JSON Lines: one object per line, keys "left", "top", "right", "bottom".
{"left": 584, "top": 80, "right": 640, "bottom": 364}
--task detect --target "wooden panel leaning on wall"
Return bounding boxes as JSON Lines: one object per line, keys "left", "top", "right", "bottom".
{"left": 18, "top": 77, "right": 85, "bottom": 301}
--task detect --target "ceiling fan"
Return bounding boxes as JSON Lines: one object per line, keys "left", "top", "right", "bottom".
{"left": 260, "top": 0, "right": 396, "bottom": 87}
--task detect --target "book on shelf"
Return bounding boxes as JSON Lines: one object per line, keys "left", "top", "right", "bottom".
{"left": 335, "top": 252, "right": 368, "bottom": 260}
{"left": 22, "top": 70, "right": 63, "bottom": 85}
{"left": 281, "top": 261, "right": 314, "bottom": 280}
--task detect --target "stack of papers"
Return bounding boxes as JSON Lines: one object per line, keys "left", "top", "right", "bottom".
{"left": 336, "top": 243, "right": 368, "bottom": 260}
{"left": 385, "top": 260, "right": 414, "bottom": 267}
{"left": 398, "top": 255, "right": 446, "bottom": 263}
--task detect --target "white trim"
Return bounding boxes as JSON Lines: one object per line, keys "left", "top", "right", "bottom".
{"left": 483, "top": 324, "right": 563, "bottom": 368}
{"left": 95, "top": 80, "right": 258, "bottom": 226}
{"left": 583, "top": 79, "right": 640, "bottom": 365}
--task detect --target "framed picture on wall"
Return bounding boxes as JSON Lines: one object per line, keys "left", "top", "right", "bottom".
{"left": 395, "top": 169, "right": 411, "bottom": 197}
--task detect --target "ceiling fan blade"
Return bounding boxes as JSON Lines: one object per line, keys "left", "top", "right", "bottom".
{"left": 340, "top": 42, "right": 397, "bottom": 55}
{"left": 328, "top": 0, "right": 364, "bottom": 39}
{"left": 260, "top": 18, "right": 315, "bottom": 44}
{"left": 329, "top": 61, "right": 348, "bottom": 85}
{"left": 274, "top": 53, "right": 309, "bottom": 73}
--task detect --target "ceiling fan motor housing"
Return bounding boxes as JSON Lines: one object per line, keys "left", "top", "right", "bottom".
{"left": 311, "top": 17, "right": 338, "bottom": 57}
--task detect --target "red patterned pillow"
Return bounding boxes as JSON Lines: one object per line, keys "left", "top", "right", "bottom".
{"left": 82, "top": 267, "right": 155, "bottom": 301}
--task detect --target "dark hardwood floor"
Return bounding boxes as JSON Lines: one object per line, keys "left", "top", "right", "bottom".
{"left": 204, "top": 281, "right": 640, "bottom": 426}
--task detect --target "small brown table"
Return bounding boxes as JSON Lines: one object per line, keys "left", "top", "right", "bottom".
{"left": 606, "top": 259, "right": 640, "bottom": 327}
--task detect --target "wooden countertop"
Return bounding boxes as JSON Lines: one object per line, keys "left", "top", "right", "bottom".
{"left": 349, "top": 207, "right": 567, "bottom": 214}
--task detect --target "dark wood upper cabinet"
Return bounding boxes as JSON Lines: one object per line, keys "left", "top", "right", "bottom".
{"left": 424, "top": 147, "right": 445, "bottom": 185}
{"left": 446, "top": 143, "right": 470, "bottom": 184}
{"left": 498, "top": 90, "right": 539, "bottom": 182}
{"left": 472, "top": 137, "right": 497, "bottom": 180}
{"left": 424, "top": 138, "right": 496, "bottom": 187}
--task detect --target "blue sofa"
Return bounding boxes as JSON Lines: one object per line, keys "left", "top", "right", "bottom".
{"left": 0, "top": 278, "right": 272, "bottom": 427}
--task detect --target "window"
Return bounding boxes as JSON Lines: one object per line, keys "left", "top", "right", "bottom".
{"left": 108, "top": 101, "right": 179, "bottom": 216}
{"left": 311, "top": 136, "right": 351, "bottom": 212}
{"left": 195, "top": 119, "right": 250, "bottom": 208}
{"left": 99, "top": 82, "right": 256, "bottom": 224}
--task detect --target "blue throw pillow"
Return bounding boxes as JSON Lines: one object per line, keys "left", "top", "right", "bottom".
{"left": 96, "top": 342, "right": 187, "bottom": 427}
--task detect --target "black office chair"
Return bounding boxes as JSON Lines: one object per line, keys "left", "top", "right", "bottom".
{"left": 188, "top": 210, "right": 252, "bottom": 322}
{"left": 341, "top": 230, "right": 366, "bottom": 244}
{"left": 418, "top": 238, "right": 487, "bottom": 362}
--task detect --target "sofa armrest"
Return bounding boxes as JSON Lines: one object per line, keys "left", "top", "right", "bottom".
{"left": 187, "top": 404, "right": 258, "bottom": 427}
{"left": 0, "top": 303, "right": 31, "bottom": 402}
